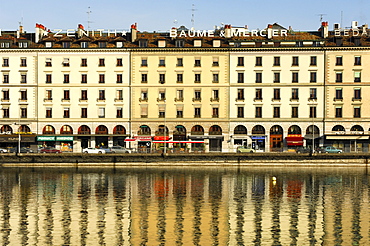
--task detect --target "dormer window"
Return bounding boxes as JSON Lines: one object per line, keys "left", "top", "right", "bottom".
{"left": 139, "top": 40, "right": 148, "bottom": 47}
{"left": 158, "top": 40, "right": 166, "bottom": 47}
{"left": 45, "top": 42, "right": 52, "bottom": 48}
{"left": 18, "top": 42, "right": 28, "bottom": 48}
{"left": 81, "top": 42, "right": 88, "bottom": 48}
{"left": 62, "top": 42, "right": 70, "bottom": 48}
{"left": 98, "top": 42, "right": 107, "bottom": 48}
{"left": 116, "top": 42, "right": 123, "bottom": 48}
{"left": 176, "top": 40, "right": 185, "bottom": 48}
{"left": 1, "top": 42, "right": 10, "bottom": 48}
{"left": 194, "top": 40, "right": 202, "bottom": 47}
{"left": 213, "top": 40, "right": 221, "bottom": 47}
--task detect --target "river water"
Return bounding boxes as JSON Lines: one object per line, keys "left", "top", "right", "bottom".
{"left": 0, "top": 166, "right": 369, "bottom": 245}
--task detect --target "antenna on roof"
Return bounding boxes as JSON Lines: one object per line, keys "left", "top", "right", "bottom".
{"left": 191, "top": 4, "right": 197, "bottom": 30}
{"left": 317, "top": 13, "right": 327, "bottom": 23}
{"left": 87, "top": 7, "right": 92, "bottom": 30}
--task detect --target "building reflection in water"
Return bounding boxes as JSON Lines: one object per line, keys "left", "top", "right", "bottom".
{"left": 0, "top": 167, "right": 370, "bottom": 245}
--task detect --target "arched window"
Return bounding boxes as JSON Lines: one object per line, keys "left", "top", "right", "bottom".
{"left": 306, "top": 125, "right": 319, "bottom": 135}
{"left": 252, "top": 125, "right": 265, "bottom": 135}
{"left": 209, "top": 125, "right": 222, "bottom": 135}
{"left": 96, "top": 125, "right": 108, "bottom": 134}
{"left": 0, "top": 125, "right": 12, "bottom": 134}
{"left": 351, "top": 125, "right": 364, "bottom": 132}
{"left": 78, "top": 125, "right": 91, "bottom": 135}
{"left": 270, "top": 125, "right": 283, "bottom": 135}
{"left": 234, "top": 125, "right": 247, "bottom": 135}
{"left": 288, "top": 125, "right": 301, "bottom": 135}
{"left": 191, "top": 125, "right": 204, "bottom": 135}
{"left": 113, "top": 125, "right": 126, "bottom": 134}
{"left": 138, "top": 125, "right": 151, "bottom": 135}
{"left": 43, "top": 125, "right": 55, "bottom": 134}
{"left": 60, "top": 125, "right": 73, "bottom": 134}
{"left": 332, "top": 125, "right": 345, "bottom": 132}
{"left": 174, "top": 125, "right": 186, "bottom": 134}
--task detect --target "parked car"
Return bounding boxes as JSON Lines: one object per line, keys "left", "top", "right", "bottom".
{"left": 40, "top": 147, "right": 61, "bottom": 153}
{"left": 317, "top": 146, "right": 342, "bottom": 153}
{"left": 237, "top": 146, "right": 255, "bottom": 153}
{"left": 82, "top": 148, "right": 106, "bottom": 154}
{"left": 110, "top": 146, "right": 131, "bottom": 153}
{"left": 295, "top": 147, "right": 312, "bottom": 153}
{"left": 0, "top": 148, "right": 8, "bottom": 153}
{"left": 9, "top": 147, "right": 34, "bottom": 153}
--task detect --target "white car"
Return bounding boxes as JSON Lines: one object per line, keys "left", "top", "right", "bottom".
{"left": 0, "top": 148, "right": 8, "bottom": 153}
{"left": 82, "top": 148, "right": 106, "bottom": 154}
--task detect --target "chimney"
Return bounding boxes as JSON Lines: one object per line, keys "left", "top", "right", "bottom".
{"left": 267, "top": 24, "right": 273, "bottom": 39}
{"left": 77, "top": 24, "right": 87, "bottom": 38}
{"left": 131, "top": 23, "right": 137, "bottom": 42}
{"left": 35, "top": 23, "right": 48, "bottom": 43}
{"left": 321, "top": 22, "right": 329, "bottom": 38}
{"left": 224, "top": 24, "right": 231, "bottom": 38}
{"left": 19, "top": 25, "right": 24, "bottom": 34}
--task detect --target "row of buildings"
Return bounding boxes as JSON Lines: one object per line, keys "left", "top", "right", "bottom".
{"left": 1, "top": 21, "right": 370, "bottom": 153}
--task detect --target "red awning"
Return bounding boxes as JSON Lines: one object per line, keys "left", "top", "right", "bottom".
{"left": 153, "top": 136, "right": 171, "bottom": 141}
{"left": 152, "top": 140, "right": 204, "bottom": 144}
{"left": 286, "top": 136, "right": 304, "bottom": 146}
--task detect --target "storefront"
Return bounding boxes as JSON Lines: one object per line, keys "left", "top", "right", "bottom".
{"left": 37, "top": 136, "right": 74, "bottom": 152}
{"left": 285, "top": 134, "right": 304, "bottom": 150}
{"left": 251, "top": 136, "right": 266, "bottom": 152}
{"left": 325, "top": 135, "right": 369, "bottom": 153}
{"left": 0, "top": 134, "right": 36, "bottom": 150}
{"left": 135, "top": 136, "right": 152, "bottom": 153}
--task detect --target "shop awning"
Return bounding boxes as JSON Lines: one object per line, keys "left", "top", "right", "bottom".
{"left": 153, "top": 136, "right": 171, "bottom": 141}
{"left": 286, "top": 136, "right": 304, "bottom": 146}
{"left": 304, "top": 134, "right": 321, "bottom": 140}
{"left": 326, "top": 135, "right": 369, "bottom": 140}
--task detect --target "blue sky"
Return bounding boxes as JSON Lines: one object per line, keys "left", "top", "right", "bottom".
{"left": 0, "top": 0, "right": 368, "bottom": 32}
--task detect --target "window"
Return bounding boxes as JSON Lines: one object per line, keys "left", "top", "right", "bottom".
{"left": 256, "top": 72, "right": 262, "bottom": 83}
{"left": 273, "top": 89, "right": 280, "bottom": 100}
{"left": 354, "top": 107, "right": 361, "bottom": 118}
{"left": 273, "top": 72, "right": 280, "bottom": 83}
{"left": 255, "top": 57, "right": 262, "bottom": 66}
{"left": 176, "top": 40, "right": 185, "bottom": 48}
{"left": 62, "top": 42, "right": 70, "bottom": 48}
{"left": 335, "top": 88, "right": 343, "bottom": 99}
{"left": 273, "top": 107, "right": 280, "bottom": 118}
{"left": 194, "top": 58, "right": 201, "bottom": 67}
{"left": 116, "top": 90, "right": 123, "bottom": 100}
{"left": 81, "top": 42, "right": 88, "bottom": 48}
{"left": 141, "top": 73, "right": 148, "bottom": 83}
{"left": 354, "top": 71, "right": 361, "bottom": 82}
{"left": 3, "top": 74, "right": 9, "bottom": 84}
{"left": 213, "top": 73, "right": 219, "bottom": 83}
{"left": 237, "top": 106, "right": 244, "bottom": 118}
{"left": 336, "top": 72, "right": 343, "bottom": 83}
{"left": 98, "top": 90, "right": 105, "bottom": 100}
{"left": 63, "top": 58, "right": 69, "bottom": 67}
{"left": 292, "top": 107, "right": 299, "bottom": 118}
{"left": 335, "top": 107, "right": 342, "bottom": 118}
{"left": 177, "top": 73, "right": 183, "bottom": 83}
{"left": 237, "top": 73, "right": 244, "bottom": 83}
{"left": 237, "top": 89, "right": 244, "bottom": 100}
{"left": 291, "top": 88, "right": 299, "bottom": 100}
{"left": 292, "top": 72, "right": 299, "bottom": 83}
{"left": 20, "top": 58, "right": 27, "bottom": 67}
{"left": 81, "top": 90, "right": 88, "bottom": 100}
{"left": 159, "top": 108, "right": 165, "bottom": 118}
{"left": 98, "top": 108, "right": 105, "bottom": 118}
{"left": 81, "top": 74, "right": 87, "bottom": 84}
{"left": 46, "top": 74, "right": 52, "bottom": 84}
{"left": 354, "top": 88, "right": 361, "bottom": 99}
{"left": 176, "top": 89, "right": 184, "bottom": 101}
{"left": 255, "top": 107, "right": 262, "bottom": 118}
{"left": 116, "top": 58, "right": 123, "bottom": 67}
{"left": 20, "top": 74, "right": 27, "bottom": 83}
{"left": 3, "top": 108, "right": 9, "bottom": 118}
{"left": 20, "top": 90, "right": 27, "bottom": 100}
{"left": 194, "top": 107, "right": 201, "bottom": 118}
{"left": 292, "top": 56, "right": 299, "bottom": 66}
{"left": 159, "top": 74, "right": 165, "bottom": 84}
{"left": 310, "top": 56, "right": 317, "bottom": 66}
{"left": 63, "top": 74, "right": 70, "bottom": 84}
{"left": 255, "top": 88, "right": 262, "bottom": 100}
{"left": 20, "top": 108, "right": 27, "bottom": 118}
{"left": 336, "top": 56, "right": 343, "bottom": 66}
{"left": 116, "top": 74, "right": 123, "bottom": 83}
{"left": 141, "top": 58, "right": 148, "bottom": 67}
{"left": 99, "top": 58, "right": 105, "bottom": 67}
{"left": 2, "top": 90, "right": 9, "bottom": 100}
{"left": 116, "top": 108, "right": 123, "bottom": 118}
{"left": 310, "top": 107, "right": 317, "bottom": 118}
{"left": 81, "top": 58, "right": 87, "bottom": 67}
{"left": 99, "top": 74, "right": 105, "bottom": 84}
{"left": 176, "top": 108, "right": 183, "bottom": 118}
{"left": 45, "top": 58, "right": 52, "bottom": 67}
{"left": 212, "top": 107, "right": 219, "bottom": 118}
{"left": 177, "top": 58, "right": 183, "bottom": 67}
{"left": 139, "top": 40, "right": 148, "bottom": 48}
{"left": 310, "top": 71, "right": 317, "bottom": 82}
{"left": 194, "top": 73, "right": 201, "bottom": 83}
{"left": 63, "top": 108, "right": 70, "bottom": 118}
{"left": 273, "top": 57, "right": 280, "bottom": 66}
{"left": 212, "top": 57, "right": 219, "bottom": 66}
{"left": 63, "top": 90, "right": 70, "bottom": 100}
{"left": 237, "top": 57, "right": 244, "bottom": 66}
{"left": 44, "top": 90, "right": 52, "bottom": 100}
{"left": 354, "top": 56, "right": 361, "bottom": 66}
{"left": 159, "top": 90, "right": 166, "bottom": 101}
{"left": 212, "top": 90, "right": 219, "bottom": 100}
{"left": 3, "top": 58, "right": 9, "bottom": 67}
{"left": 309, "top": 88, "right": 317, "bottom": 99}
{"left": 159, "top": 58, "right": 165, "bottom": 67}
{"left": 194, "top": 90, "right": 201, "bottom": 100}
{"left": 81, "top": 108, "right": 87, "bottom": 118}
{"left": 99, "top": 42, "right": 106, "bottom": 48}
